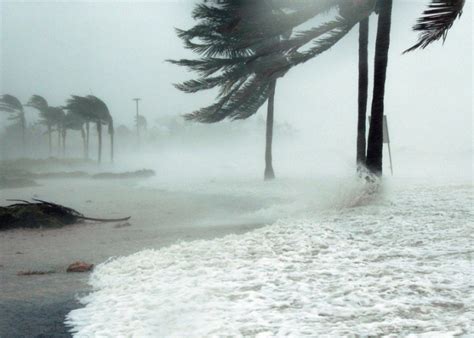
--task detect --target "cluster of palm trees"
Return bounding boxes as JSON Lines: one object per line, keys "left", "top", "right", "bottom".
{"left": 174, "top": 0, "right": 465, "bottom": 180}
{"left": 0, "top": 94, "right": 114, "bottom": 163}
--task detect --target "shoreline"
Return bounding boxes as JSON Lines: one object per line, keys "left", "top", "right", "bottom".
{"left": 0, "top": 179, "right": 268, "bottom": 337}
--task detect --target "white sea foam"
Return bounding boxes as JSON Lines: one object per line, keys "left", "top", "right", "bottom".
{"left": 66, "top": 181, "right": 473, "bottom": 337}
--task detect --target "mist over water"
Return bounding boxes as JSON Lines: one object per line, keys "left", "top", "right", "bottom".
{"left": 0, "top": 0, "right": 472, "bottom": 337}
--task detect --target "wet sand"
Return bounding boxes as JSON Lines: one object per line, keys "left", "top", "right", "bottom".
{"left": 0, "top": 179, "right": 265, "bottom": 337}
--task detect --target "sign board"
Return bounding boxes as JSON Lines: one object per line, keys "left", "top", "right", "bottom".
{"left": 383, "top": 115, "right": 389, "bottom": 144}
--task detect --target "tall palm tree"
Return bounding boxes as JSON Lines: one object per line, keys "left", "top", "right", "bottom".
{"left": 27, "top": 95, "right": 56, "bottom": 156}
{"left": 47, "top": 107, "right": 66, "bottom": 157}
{"left": 0, "top": 94, "right": 27, "bottom": 153}
{"left": 264, "top": 79, "right": 277, "bottom": 180}
{"left": 64, "top": 95, "right": 114, "bottom": 163}
{"left": 64, "top": 96, "right": 95, "bottom": 160}
{"left": 171, "top": 0, "right": 306, "bottom": 180}
{"left": 63, "top": 111, "right": 87, "bottom": 158}
{"left": 365, "top": 0, "right": 465, "bottom": 176}
{"left": 86, "top": 96, "right": 114, "bottom": 163}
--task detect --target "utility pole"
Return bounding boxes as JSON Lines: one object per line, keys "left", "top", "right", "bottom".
{"left": 133, "top": 98, "right": 141, "bottom": 146}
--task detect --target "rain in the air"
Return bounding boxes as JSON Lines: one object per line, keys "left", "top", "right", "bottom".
{"left": 0, "top": 0, "right": 472, "bottom": 337}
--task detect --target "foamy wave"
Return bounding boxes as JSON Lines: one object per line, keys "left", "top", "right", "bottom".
{"left": 66, "top": 184, "right": 473, "bottom": 337}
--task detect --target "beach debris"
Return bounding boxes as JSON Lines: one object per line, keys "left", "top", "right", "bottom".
{"left": 67, "top": 261, "right": 94, "bottom": 273}
{"left": 17, "top": 270, "right": 56, "bottom": 276}
{"left": 0, "top": 199, "right": 131, "bottom": 230}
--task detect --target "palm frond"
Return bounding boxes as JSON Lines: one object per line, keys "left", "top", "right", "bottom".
{"left": 0, "top": 94, "right": 23, "bottom": 113}
{"left": 404, "top": 0, "right": 465, "bottom": 53}
{"left": 26, "top": 95, "right": 48, "bottom": 111}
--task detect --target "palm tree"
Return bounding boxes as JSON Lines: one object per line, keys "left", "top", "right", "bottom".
{"left": 64, "top": 95, "right": 114, "bottom": 163}
{"left": 172, "top": 0, "right": 377, "bottom": 179}
{"left": 26, "top": 95, "right": 56, "bottom": 156}
{"left": 86, "top": 96, "right": 114, "bottom": 163}
{"left": 0, "top": 94, "right": 27, "bottom": 153}
{"left": 366, "top": 0, "right": 393, "bottom": 176}
{"left": 64, "top": 96, "right": 95, "bottom": 160}
{"left": 171, "top": 1, "right": 314, "bottom": 180}
{"left": 62, "top": 111, "right": 86, "bottom": 158}
{"left": 47, "top": 107, "right": 66, "bottom": 157}
{"left": 365, "top": 0, "right": 465, "bottom": 176}
{"left": 176, "top": 0, "right": 465, "bottom": 177}
{"left": 264, "top": 79, "right": 277, "bottom": 180}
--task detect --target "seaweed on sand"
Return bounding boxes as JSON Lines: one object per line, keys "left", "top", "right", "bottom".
{"left": 0, "top": 199, "right": 130, "bottom": 230}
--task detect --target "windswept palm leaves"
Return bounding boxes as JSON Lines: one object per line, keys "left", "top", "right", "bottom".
{"left": 62, "top": 111, "right": 87, "bottom": 158}
{"left": 171, "top": 0, "right": 374, "bottom": 179}
{"left": 27, "top": 95, "right": 55, "bottom": 156}
{"left": 48, "top": 107, "right": 66, "bottom": 156}
{"left": 0, "top": 94, "right": 27, "bottom": 151}
{"left": 171, "top": 1, "right": 372, "bottom": 123}
{"left": 64, "top": 95, "right": 114, "bottom": 163}
{"left": 405, "top": 0, "right": 465, "bottom": 53}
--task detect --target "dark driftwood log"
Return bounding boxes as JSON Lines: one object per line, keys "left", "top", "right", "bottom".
{"left": 0, "top": 199, "right": 130, "bottom": 230}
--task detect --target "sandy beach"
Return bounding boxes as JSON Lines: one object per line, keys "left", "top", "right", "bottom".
{"left": 0, "top": 177, "right": 266, "bottom": 336}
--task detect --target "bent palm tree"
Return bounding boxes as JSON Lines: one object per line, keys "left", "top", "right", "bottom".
{"left": 63, "top": 111, "right": 86, "bottom": 158}
{"left": 64, "top": 96, "right": 96, "bottom": 160}
{"left": 27, "top": 95, "right": 56, "bottom": 156}
{"left": 47, "top": 107, "right": 66, "bottom": 157}
{"left": 64, "top": 95, "right": 114, "bottom": 163}
{"left": 86, "top": 96, "right": 114, "bottom": 163}
{"left": 0, "top": 94, "right": 27, "bottom": 153}
{"left": 172, "top": 0, "right": 376, "bottom": 179}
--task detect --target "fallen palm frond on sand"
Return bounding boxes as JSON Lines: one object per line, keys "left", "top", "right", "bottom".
{"left": 0, "top": 199, "right": 130, "bottom": 230}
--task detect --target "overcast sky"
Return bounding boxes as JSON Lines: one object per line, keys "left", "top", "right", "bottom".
{"left": 1, "top": 0, "right": 472, "bottom": 161}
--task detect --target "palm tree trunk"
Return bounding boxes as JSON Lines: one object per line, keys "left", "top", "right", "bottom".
{"left": 20, "top": 113, "right": 26, "bottom": 156}
{"left": 85, "top": 122, "right": 90, "bottom": 160}
{"left": 47, "top": 124, "right": 52, "bottom": 157}
{"left": 357, "top": 18, "right": 369, "bottom": 169}
{"left": 264, "top": 79, "right": 277, "bottom": 181}
{"left": 62, "top": 129, "right": 66, "bottom": 157}
{"left": 97, "top": 122, "right": 102, "bottom": 164}
{"left": 81, "top": 126, "right": 87, "bottom": 159}
{"left": 366, "top": 0, "right": 393, "bottom": 176}
{"left": 57, "top": 128, "right": 61, "bottom": 156}
{"left": 110, "top": 131, "right": 114, "bottom": 163}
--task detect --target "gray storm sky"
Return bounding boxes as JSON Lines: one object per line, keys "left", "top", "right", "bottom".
{"left": 1, "top": 0, "right": 472, "bottom": 156}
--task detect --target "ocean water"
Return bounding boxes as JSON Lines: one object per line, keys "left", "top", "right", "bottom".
{"left": 66, "top": 178, "right": 473, "bottom": 337}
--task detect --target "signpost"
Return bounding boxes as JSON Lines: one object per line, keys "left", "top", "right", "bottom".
{"left": 133, "top": 98, "right": 141, "bottom": 147}
{"left": 383, "top": 115, "right": 393, "bottom": 176}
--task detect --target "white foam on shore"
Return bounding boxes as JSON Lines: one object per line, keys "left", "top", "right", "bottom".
{"left": 66, "top": 182, "right": 473, "bottom": 337}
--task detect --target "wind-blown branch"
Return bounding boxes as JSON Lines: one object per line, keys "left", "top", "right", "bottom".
{"left": 404, "top": 0, "right": 465, "bottom": 53}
